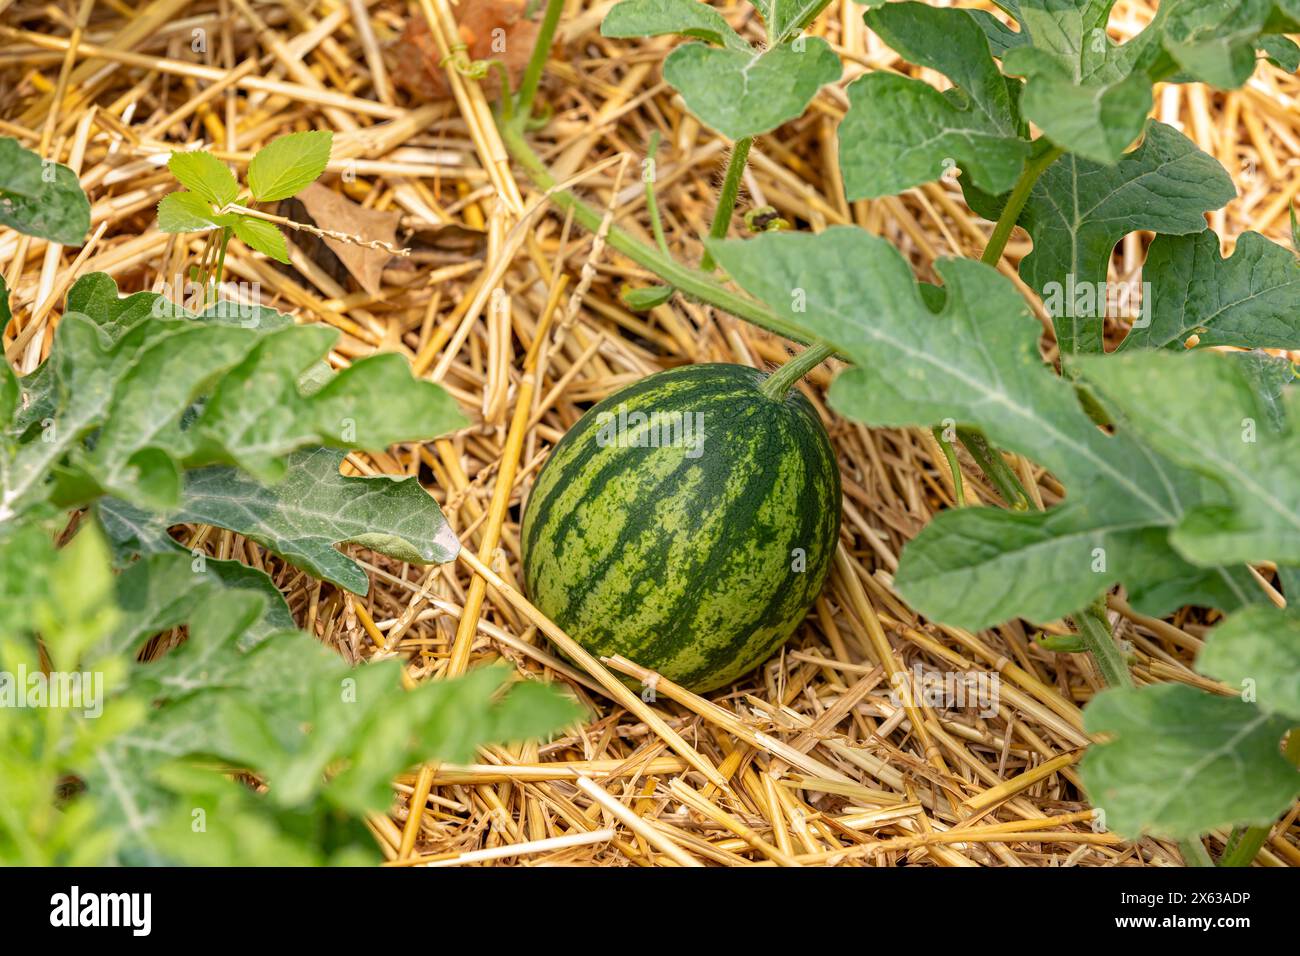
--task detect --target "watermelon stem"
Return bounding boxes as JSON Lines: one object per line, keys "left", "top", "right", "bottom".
{"left": 699, "top": 136, "right": 754, "bottom": 273}
{"left": 760, "top": 342, "right": 836, "bottom": 400}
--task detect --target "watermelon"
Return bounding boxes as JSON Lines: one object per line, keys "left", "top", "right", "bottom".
{"left": 521, "top": 363, "right": 841, "bottom": 692}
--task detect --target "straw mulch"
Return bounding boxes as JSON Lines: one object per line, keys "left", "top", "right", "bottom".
{"left": 3, "top": 0, "right": 1298, "bottom": 867}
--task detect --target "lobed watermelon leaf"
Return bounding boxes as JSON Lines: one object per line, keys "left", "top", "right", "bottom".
{"left": 706, "top": 227, "right": 1262, "bottom": 628}
{"left": 1080, "top": 684, "right": 1299, "bottom": 840}
{"left": 1078, "top": 348, "right": 1300, "bottom": 568}
{"left": 840, "top": 2, "right": 1030, "bottom": 199}
{"left": 97, "top": 448, "right": 460, "bottom": 595}
{"left": 964, "top": 122, "right": 1236, "bottom": 357}
{"left": 1118, "top": 230, "right": 1300, "bottom": 352}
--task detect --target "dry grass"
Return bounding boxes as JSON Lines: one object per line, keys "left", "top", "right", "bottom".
{"left": 2, "top": 0, "right": 1298, "bottom": 867}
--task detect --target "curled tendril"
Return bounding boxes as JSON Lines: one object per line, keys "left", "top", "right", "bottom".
{"left": 440, "top": 43, "right": 489, "bottom": 80}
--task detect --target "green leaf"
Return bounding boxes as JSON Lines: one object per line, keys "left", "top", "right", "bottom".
{"left": 840, "top": 2, "right": 1029, "bottom": 199}
{"left": 185, "top": 328, "right": 467, "bottom": 481}
{"left": 1005, "top": 50, "right": 1154, "bottom": 165}
{"left": 995, "top": 0, "right": 1164, "bottom": 163}
{"left": 966, "top": 122, "right": 1236, "bottom": 356}
{"left": 1079, "top": 348, "right": 1300, "bottom": 567}
{"left": 0, "top": 280, "right": 15, "bottom": 427}
{"left": 1119, "top": 230, "right": 1300, "bottom": 352}
{"left": 707, "top": 227, "right": 1254, "bottom": 628}
{"left": 601, "top": 0, "right": 750, "bottom": 51}
{"left": 246, "top": 130, "right": 332, "bottom": 202}
{"left": 1260, "top": 33, "right": 1300, "bottom": 72}
{"left": 166, "top": 151, "right": 238, "bottom": 207}
{"left": 981, "top": 1, "right": 1292, "bottom": 163}
{"left": 760, "top": 0, "right": 835, "bottom": 43}
{"left": 662, "top": 38, "right": 841, "bottom": 139}
{"left": 144, "top": 447, "right": 460, "bottom": 594}
{"left": 2, "top": 274, "right": 465, "bottom": 521}
{"left": 1199, "top": 606, "right": 1300, "bottom": 722}
{"left": 157, "top": 191, "right": 220, "bottom": 233}
{"left": 969, "top": 8, "right": 1030, "bottom": 57}
{"left": 1080, "top": 684, "right": 1298, "bottom": 840}
{"left": 621, "top": 284, "right": 675, "bottom": 310}
{"left": 1161, "top": 0, "right": 1281, "bottom": 89}
{"left": 0, "top": 136, "right": 91, "bottom": 245}
{"left": 232, "top": 215, "right": 290, "bottom": 263}
{"left": 1228, "top": 349, "right": 1296, "bottom": 431}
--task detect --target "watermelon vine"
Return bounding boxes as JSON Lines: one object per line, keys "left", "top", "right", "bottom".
{"left": 497, "top": 0, "right": 1300, "bottom": 864}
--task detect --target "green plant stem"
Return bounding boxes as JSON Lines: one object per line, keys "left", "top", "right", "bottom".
{"left": 760, "top": 341, "right": 836, "bottom": 400}
{"left": 980, "top": 143, "right": 1065, "bottom": 266}
{"left": 955, "top": 427, "right": 1029, "bottom": 509}
{"left": 645, "top": 131, "right": 670, "bottom": 257}
{"left": 209, "top": 226, "right": 232, "bottom": 305}
{"left": 1217, "top": 726, "right": 1300, "bottom": 866}
{"left": 932, "top": 426, "right": 965, "bottom": 507}
{"left": 1218, "top": 825, "right": 1270, "bottom": 867}
{"left": 1180, "top": 837, "right": 1215, "bottom": 868}
{"left": 699, "top": 136, "right": 753, "bottom": 272}
{"left": 1074, "top": 596, "right": 1133, "bottom": 688}
{"left": 498, "top": 118, "right": 820, "bottom": 345}
{"left": 516, "top": 0, "right": 565, "bottom": 121}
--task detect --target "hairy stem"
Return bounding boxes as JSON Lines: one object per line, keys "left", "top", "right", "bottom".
{"left": 699, "top": 136, "right": 753, "bottom": 272}
{"left": 498, "top": 118, "right": 819, "bottom": 345}
{"left": 1074, "top": 596, "right": 1133, "bottom": 689}
{"left": 209, "top": 226, "right": 232, "bottom": 305}
{"left": 1218, "top": 727, "right": 1300, "bottom": 865}
{"left": 1180, "top": 837, "right": 1215, "bottom": 868}
{"left": 1218, "top": 825, "right": 1270, "bottom": 867}
{"left": 516, "top": 0, "right": 564, "bottom": 121}
{"left": 761, "top": 341, "right": 836, "bottom": 400}
{"left": 980, "top": 143, "right": 1065, "bottom": 267}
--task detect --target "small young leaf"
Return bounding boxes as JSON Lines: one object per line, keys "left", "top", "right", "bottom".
{"left": 0, "top": 136, "right": 91, "bottom": 245}
{"left": 246, "top": 130, "right": 333, "bottom": 202}
{"left": 662, "top": 38, "right": 841, "bottom": 140}
{"left": 166, "top": 150, "right": 239, "bottom": 207}
{"left": 621, "top": 284, "right": 675, "bottom": 310}
{"left": 232, "top": 214, "right": 290, "bottom": 263}
{"left": 1199, "top": 606, "right": 1300, "bottom": 722}
{"left": 1081, "top": 684, "right": 1299, "bottom": 840}
{"left": 966, "top": 122, "right": 1236, "bottom": 357}
{"left": 601, "top": 0, "right": 750, "bottom": 51}
{"left": 1259, "top": 34, "right": 1300, "bottom": 72}
{"left": 157, "top": 191, "right": 221, "bottom": 233}
{"left": 1118, "top": 230, "right": 1300, "bottom": 352}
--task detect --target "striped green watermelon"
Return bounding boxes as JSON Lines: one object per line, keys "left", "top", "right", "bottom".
{"left": 521, "top": 363, "right": 841, "bottom": 692}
